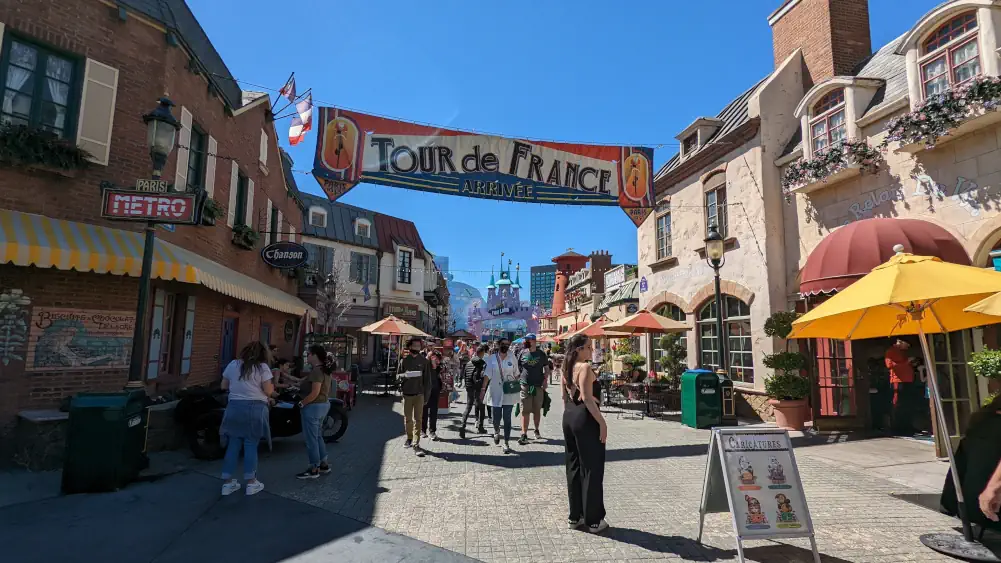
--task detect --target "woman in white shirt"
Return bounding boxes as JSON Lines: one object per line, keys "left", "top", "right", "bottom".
{"left": 483, "top": 337, "right": 520, "bottom": 453}
{"left": 218, "top": 341, "right": 274, "bottom": 496}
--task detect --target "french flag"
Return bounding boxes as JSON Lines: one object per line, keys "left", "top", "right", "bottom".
{"left": 288, "top": 93, "right": 313, "bottom": 146}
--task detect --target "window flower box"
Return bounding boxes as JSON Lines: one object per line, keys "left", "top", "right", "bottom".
{"left": 782, "top": 139, "right": 881, "bottom": 196}
{"left": 882, "top": 75, "right": 1001, "bottom": 152}
{"left": 0, "top": 123, "right": 91, "bottom": 175}
{"left": 231, "top": 224, "right": 259, "bottom": 250}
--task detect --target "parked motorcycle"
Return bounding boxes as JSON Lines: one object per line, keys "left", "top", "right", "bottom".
{"left": 175, "top": 386, "right": 349, "bottom": 460}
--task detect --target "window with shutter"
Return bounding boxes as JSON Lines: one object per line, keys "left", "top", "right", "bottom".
{"left": 227, "top": 161, "right": 238, "bottom": 226}
{"left": 268, "top": 202, "right": 278, "bottom": 245}
{"left": 234, "top": 173, "right": 248, "bottom": 227}
{"left": 245, "top": 178, "right": 255, "bottom": 228}
{"left": 174, "top": 107, "right": 191, "bottom": 189}
{"left": 180, "top": 296, "right": 196, "bottom": 375}
{"left": 259, "top": 128, "right": 268, "bottom": 166}
{"left": 205, "top": 136, "right": 217, "bottom": 197}
{"left": 146, "top": 289, "right": 166, "bottom": 380}
{"left": 0, "top": 35, "right": 83, "bottom": 140}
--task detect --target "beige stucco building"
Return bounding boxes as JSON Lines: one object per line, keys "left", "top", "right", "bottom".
{"left": 638, "top": 0, "right": 1001, "bottom": 435}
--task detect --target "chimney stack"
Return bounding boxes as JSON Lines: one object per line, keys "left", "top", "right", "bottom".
{"left": 769, "top": 0, "right": 871, "bottom": 87}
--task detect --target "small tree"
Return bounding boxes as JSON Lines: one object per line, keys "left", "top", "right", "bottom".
{"left": 656, "top": 333, "right": 687, "bottom": 379}
{"left": 762, "top": 311, "right": 810, "bottom": 400}
{"left": 315, "top": 260, "right": 355, "bottom": 333}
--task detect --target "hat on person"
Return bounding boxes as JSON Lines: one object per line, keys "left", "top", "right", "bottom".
{"left": 524, "top": 333, "right": 537, "bottom": 340}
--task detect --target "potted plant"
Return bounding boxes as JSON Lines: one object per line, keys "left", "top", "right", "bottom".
{"left": 763, "top": 311, "right": 811, "bottom": 430}
{"left": 657, "top": 333, "right": 687, "bottom": 379}
{"left": 231, "top": 224, "right": 259, "bottom": 250}
{"left": 970, "top": 349, "right": 1001, "bottom": 396}
{"left": 201, "top": 197, "right": 223, "bottom": 226}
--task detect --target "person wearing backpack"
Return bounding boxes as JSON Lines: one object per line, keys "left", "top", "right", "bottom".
{"left": 483, "top": 337, "right": 520, "bottom": 453}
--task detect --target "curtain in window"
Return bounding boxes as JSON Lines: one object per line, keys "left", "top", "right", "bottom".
{"left": 43, "top": 56, "right": 72, "bottom": 133}
{"left": 3, "top": 43, "right": 35, "bottom": 122}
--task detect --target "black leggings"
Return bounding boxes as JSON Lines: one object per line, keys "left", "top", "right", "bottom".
{"left": 422, "top": 386, "right": 441, "bottom": 433}
{"left": 563, "top": 400, "right": 606, "bottom": 526}
{"left": 462, "top": 387, "right": 485, "bottom": 429}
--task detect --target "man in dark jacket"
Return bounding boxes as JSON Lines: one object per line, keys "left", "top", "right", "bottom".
{"left": 398, "top": 337, "right": 432, "bottom": 457}
{"left": 459, "top": 344, "right": 489, "bottom": 439}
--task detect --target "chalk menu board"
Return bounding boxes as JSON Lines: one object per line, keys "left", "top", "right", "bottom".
{"left": 698, "top": 428, "right": 820, "bottom": 563}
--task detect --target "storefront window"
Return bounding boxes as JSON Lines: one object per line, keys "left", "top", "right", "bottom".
{"left": 697, "top": 295, "right": 753, "bottom": 383}
{"left": 815, "top": 339, "right": 854, "bottom": 417}
{"left": 654, "top": 304, "right": 687, "bottom": 371}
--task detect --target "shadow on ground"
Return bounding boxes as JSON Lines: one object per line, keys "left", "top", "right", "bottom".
{"left": 0, "top": 390, "right": 475, "bottom": 563}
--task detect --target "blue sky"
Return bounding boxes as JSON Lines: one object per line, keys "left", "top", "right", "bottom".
{"left": 189, "top": 0, "right": 942, "bottom": 294}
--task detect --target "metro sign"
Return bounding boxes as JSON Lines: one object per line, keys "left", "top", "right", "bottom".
{"left": 101, "top": 188, "right": 202, "bottom": 225}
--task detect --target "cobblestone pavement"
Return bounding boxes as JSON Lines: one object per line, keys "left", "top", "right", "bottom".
{"left": 184, "top": 391, "right": 983, "bottom": 563}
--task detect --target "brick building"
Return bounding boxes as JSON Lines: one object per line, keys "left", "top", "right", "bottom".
{"left": 0, "top": 0, "right": 311, "bottom": 434}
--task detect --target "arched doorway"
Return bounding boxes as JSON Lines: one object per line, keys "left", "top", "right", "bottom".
{"left": 696, "top": 294, "right": 753, "bottom": 384}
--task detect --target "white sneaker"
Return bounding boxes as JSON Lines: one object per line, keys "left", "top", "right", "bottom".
{"left": 245, "top": 481, "right": 264, "bottom": 496}
{"left": 588, "top": 519, "right": 609, "bottom": 534}
{"left": 502, "top": 443, "right": 512, "bottom": 454}
{"left": 221, "top": 480, "right": 240, "bottom": 496}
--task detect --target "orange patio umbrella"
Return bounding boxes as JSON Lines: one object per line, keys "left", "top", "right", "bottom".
{"left": 360, "top": 315, "right": 431, "bottom": 338}
{"left": 601, "top": 309, "right": 690, "bottom": 335}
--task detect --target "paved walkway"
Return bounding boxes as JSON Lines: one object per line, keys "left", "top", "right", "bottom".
{"left": 169, "top": 392, "right": 977, "bottom": 562}
{"left": 2, "top": 391, "right": 993, "bottom": 562}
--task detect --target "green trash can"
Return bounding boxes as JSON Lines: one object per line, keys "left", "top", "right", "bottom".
{"left": 681, "top": 369, "right": 722, "bottom": 429}
{"left": 62, "top": 389, "right": 149, "bottom": 494}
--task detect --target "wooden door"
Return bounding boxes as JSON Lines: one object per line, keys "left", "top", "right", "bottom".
{"left": 220, "top": 316, "right": 238, "bottom": 372}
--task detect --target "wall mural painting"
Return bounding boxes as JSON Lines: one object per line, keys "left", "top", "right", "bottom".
{"left": 25, "top": 308, "right": 134, "bottom": 372}
{"left": 0, "top": 289, "right": 31, "bottom": 366}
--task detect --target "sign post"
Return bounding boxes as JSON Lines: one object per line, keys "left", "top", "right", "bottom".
{"left": 99, "top": 180, "right": 205, "bottom": 385}
{"left": 697, "top": 428, "right": 820, "bottom": 563}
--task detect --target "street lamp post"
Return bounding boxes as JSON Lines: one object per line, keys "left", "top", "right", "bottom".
{"left": 703, "top": 224, "right": 728, "bottom": 377}
{"left": 126, "top": 98, "right": 180, "bottom": 386}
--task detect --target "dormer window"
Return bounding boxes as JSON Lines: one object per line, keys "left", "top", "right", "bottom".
{"left": 682, "top": 134, "right": 698, "bottom": 157}
{"left": 810, "top": 89, "right": 847, "bottom": 153}
{"left": 354, "top": 218, "right": 371, "bottom": 238}
{"left": 308, "top": 206, "right": 327, "bottom": 228}
{"left": 920, "top": 11, "right": 980, "bottom": 98}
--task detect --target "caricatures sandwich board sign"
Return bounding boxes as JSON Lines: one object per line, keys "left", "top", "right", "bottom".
{"left": 697, "top": 428, "right": 820, "bottom": 563}
{"left": 311, "top": 108, "right": 655, "bottom": 226}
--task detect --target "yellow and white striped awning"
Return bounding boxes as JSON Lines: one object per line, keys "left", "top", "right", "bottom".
{"left": 0, "top": 209, "right": 314, "bottom": 317}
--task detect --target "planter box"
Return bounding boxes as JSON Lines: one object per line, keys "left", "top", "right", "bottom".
{"left": 895, "top": 109, "right": 1001, "bottom": 154}
{"left": 787, "top": 163, "right": 862, "bottom": 195}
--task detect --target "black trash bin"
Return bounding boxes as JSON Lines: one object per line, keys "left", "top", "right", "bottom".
{"left": 62, "top": 389, "right": 149, "bottom": 494}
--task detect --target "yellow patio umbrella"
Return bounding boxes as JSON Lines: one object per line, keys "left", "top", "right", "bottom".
{"left": 788, "top": 249, "right": 1001, "bottom": 557}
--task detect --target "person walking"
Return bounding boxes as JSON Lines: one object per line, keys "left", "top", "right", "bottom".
{"left": 483, "top": 337, "right": 520, "bottom": 453}
{"left": 518, "top": 333, "right": 550, "bottom": 444}
{"left": 295, "top": 345, "right": 333, "bottom": 479}
{"left": 219, "top": 341, "right": 274, "bottom": 496}
{"left": 562, "top": 334, "right": 608, "bottom": 533}
{"left": 398, "top": 337, "right": 432, "bottom": 457}
{"left": 460, "top": 344, "right": 489, "bottom": 439}
{"left": 422, "top": 350, "right": 445, "bottom": 441}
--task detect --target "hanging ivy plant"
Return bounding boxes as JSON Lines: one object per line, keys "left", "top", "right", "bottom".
{"left": 782, "top": 140, "right": 881, "bottom": 196}
{"left": 201, "top": 197, "right": 223, "bottom": 226}
{"left": 880, "top": 75, "right": 1001, "bottom": 150}
{"left": 0, "top": 123, "right": 92, "bottom": 171}
{"left": 231, "top": 224, "right": 259, "bottom": 250}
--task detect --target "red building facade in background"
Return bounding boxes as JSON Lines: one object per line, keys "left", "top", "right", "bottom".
{"left": 0, "top": 0, "right": 311, "bottom": 437}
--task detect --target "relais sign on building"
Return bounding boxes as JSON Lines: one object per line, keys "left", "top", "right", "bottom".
{"left": 100, "top": 180, "right": 204, "bottom": 225}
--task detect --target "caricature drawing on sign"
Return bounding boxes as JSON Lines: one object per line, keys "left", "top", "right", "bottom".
{"left": 767, "top": 456, "right": 788, "bottom": 486}
{"left": 745, "top": 495, "right": 769, "bottom": 528}
{"left": 775, "top": 494, "right": 801, "bottom": 528}
{"left": 737, "top": 456, "right": 759, "bottom": 489}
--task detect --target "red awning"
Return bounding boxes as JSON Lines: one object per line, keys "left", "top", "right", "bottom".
{"left": 800, "top": 218, "right": 970, "bottom": 295}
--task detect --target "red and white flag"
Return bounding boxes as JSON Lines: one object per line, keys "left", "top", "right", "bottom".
{"left": 278, "top": 75, "right": 296, "bottom": 103}
{"left": 288, "top": 93, "right": 313, "bottom": 146}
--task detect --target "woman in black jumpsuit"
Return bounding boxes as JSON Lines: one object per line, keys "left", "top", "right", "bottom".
{"left": 562, "top": 334, "right": 609, "bottom": 533}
